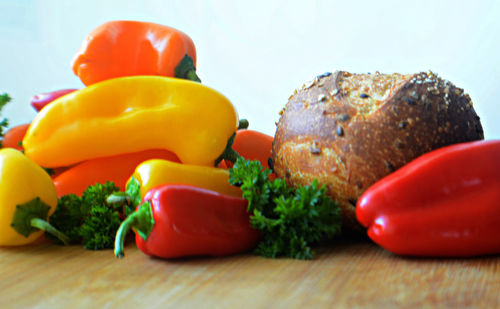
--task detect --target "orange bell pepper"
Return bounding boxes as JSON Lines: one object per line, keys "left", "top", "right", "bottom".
{"left": 219, "top": 129, "right": 275, "bottom": 180}
{"left": 230, "top": 129, "right": 274, "bottom": 169}
{"left": 1, "top": 123, "right": 70, "bottom": 178}
{"left": 72, "top": 20, "right": 200, "bottom": 86}
{"left": 54, "top": 149, "right": 180, "bottom": 197}
{"left": 1, "top": 123, "right": 30, "bottom": 150}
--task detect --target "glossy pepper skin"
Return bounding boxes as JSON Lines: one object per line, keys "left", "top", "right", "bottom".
{"left": 22, "top": 76, "right": 238, "bottom": 168}
{"left": 30, "top": 89, "right": 77, "bottom": 112}
{"left": 54, "top": 149, "right": 180, "bottom": 197}
{"left": 0, "top": 149, "right": 66, "bottom": 245}
{"left": 126, "top": 159, "right": 241, "bottom": 212}
{"left": 226, "top": 129, "right": 274, "bottom": 169}
{"left": 356, "top": 140, "right": 500, "bottom": 257}
{"left": 114, "top": 184, "right": 261, "bottom": 259}
{"left": 1, "top": 123, "right": 30, "bottom": 150}
{"left": 72, "top": 20, "right": 199, "bottom": 86}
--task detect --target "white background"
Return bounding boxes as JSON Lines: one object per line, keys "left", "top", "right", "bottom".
{"left": 1, "top": 0, "right": 499, "bottom": 138}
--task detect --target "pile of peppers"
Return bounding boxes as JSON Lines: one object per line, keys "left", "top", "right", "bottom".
{"left": 2, "top": 19, "right": 498, "bottom": 261}
{"left": 0, "top": 20, "right": 274, "bottom": 259}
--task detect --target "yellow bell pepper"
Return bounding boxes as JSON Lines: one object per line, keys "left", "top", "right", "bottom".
{"left": 22, "top": 76, "right": 238, "bottom": 168}
{"left": 0, "top": 148, "right": 68, "bottom": 246}
{"left": 119, "top": 159, "right": 241, "bottom": 215}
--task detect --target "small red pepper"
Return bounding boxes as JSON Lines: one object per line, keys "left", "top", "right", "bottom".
{"left": 356, "top": 140, "right": 500, "bottom": 257}
{"left": 114, "top": 184, "right": 261, "bottom": 259}
{"left": 30, "top": 89, "right": 78, "bottom": 112}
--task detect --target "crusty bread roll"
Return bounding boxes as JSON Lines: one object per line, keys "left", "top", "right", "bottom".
{"left": 271, "top": 71, "right": 484, "bottom": 232}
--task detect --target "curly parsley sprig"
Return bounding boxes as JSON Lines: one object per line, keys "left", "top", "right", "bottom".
{"left": 48, "top": 181, "right": 122, "bottom": 250}
{"left": 229, "top": 157, "right": 341, "bottom": 260}
{"left": 0, "top": 93, "right": 12, "bottom": 147}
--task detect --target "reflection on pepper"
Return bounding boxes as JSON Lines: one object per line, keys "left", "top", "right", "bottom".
{"left": 356, "top": 140, "right": 500, "bottom": 257}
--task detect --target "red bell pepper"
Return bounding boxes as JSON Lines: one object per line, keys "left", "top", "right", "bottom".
{"left": 356, "top": 140, "right": 500, "bottom": 257}
{"left": 30, "top": 89, "right": 78, "bottom": 112}
{"left": 114, "top": 184, "right": 261, "bottom": 259}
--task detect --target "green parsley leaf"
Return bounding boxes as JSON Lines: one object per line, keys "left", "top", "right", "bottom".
{"left": 48, "top": 194, "right": 84, "bottom": 244}
{"left": 80, "top": 202, "right": 121, "bottom": 250}
{"left": 229, "top": 157, "right": 341, "bottom": 259}
{"left": 48, "top": 181, "right": 123, "bottom": 250}
{"left": 0, "top": 93, "right": 12, "bottom": 147}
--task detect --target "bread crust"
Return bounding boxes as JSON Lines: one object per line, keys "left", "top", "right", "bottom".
{"left": 271, "top": 71, "right": 484, "bottom": 232}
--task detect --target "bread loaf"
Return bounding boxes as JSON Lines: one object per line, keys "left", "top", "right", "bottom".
{"left": 271, "top": 71, "right": 484, "bottom": 232}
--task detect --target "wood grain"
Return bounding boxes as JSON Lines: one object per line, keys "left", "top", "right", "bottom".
{"left": 0, "top": 239, "right": 498, "bottom": 308}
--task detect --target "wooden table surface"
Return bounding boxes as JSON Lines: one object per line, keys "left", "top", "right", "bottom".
{"left": 0, "top": 238, "right": 498, "bottom": 308}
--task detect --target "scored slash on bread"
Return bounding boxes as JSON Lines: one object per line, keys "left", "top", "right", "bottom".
{"left": 271, "top": 71, "right": 484, "bottom": 232}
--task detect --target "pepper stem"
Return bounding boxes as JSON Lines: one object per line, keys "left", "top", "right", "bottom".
{"left": 238, "top": 119, "right": 249, "bottom": 130}
{"left": 106, "top": 192, "right": 131, "bottom": 206}
{"left": 214, "top": 119, "right": 249, "bottom": 166}
{"left": 174, "top": 54, "right": 201, "bottom": 83}
{"left": 114, "top": 201, "right": 154, "bottom": 259}
{"left": 186, "top": 70, "right": 201, "bottom": 83}
{"left": 10, "top": 197, "right": 70, "bottom": 245}
{"left": 214, "top": 132, "right": 242, "bottom": 166}
{"left": 106, "top": 191, "right": 133, "bottom": 216}
{"left": 30, "top": 218, "right": 70, "bottom": 245}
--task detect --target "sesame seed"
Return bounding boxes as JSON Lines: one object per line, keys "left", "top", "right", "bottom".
{"left": 398, "top": 121, "right": 408, "bottom": 129}
{"left": 318, "top": 94, "right": 327, "bottom": 102}
{"left": 394, "top": 139, "right": 405, "bottom": 149}
{"left": 385, "top": 161, "right": 395, "bottom": 172}
{"left": 310, "top": 141, "right": 321, "bottom": 155}
{"left": 336, "top": 125, "right": 344, "bottom": 136}
{"left": 405, "top": 97, "right": 417, "bottom": 105}
{"left": 317, "top": 72, "right": 332, "bottom": 79}
{"left": 355, "top": 179, "right": 363, "bottom": 189}
{"left": 337, "top": 113, "right": 350, "bottom": 121}
{"left": 392, "top": 105, "right": 399, "bottom": 116}
{"left": 303, "top": 80, "right": 315, "bottom": 89}
{"left": 267, "top": 157, "right": 274, "bottom": 171}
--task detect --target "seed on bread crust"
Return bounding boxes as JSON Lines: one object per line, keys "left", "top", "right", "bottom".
{"left": 272, "top": 70, "right": 484, "bottom": 232}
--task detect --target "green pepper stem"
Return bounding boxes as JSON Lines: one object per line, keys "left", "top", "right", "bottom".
{"left": 114, "top": 201, "right": 154, "bottom": 259}
{"left": 174, "top": 54, "right": 201, "bottom": 83}
{"left": 238, "top": 119, "right": 249, "bottom": 130}
{"left": 215, "top": 131, "right": 244, "bottom": 166}
{"left": 106, "top": 192, "right": 131, "bottom": 211}
{"left": 114, "top": 212, "right": 138, "bottom": 259}
{"left": 186, "top": 70, "right": 201, "bottom": 83}
{"left": 30, "top": 217, "right": 70, "bottom": 245}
